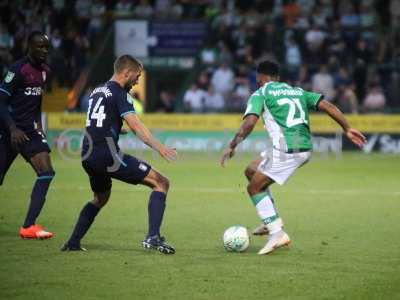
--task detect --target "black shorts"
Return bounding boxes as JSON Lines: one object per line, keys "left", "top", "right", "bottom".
{"left": 16, "top": 130, "right": 51, "bottom": 160}
{"left": 0, "top": 129, "right": 51, "bottom": 185}
{"left": 81, "top": 147, "right": 151, "bottom": 193}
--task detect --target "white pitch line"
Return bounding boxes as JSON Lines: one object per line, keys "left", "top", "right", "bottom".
{"left": 1, "top": 186, "right": 399, "bottom": 196}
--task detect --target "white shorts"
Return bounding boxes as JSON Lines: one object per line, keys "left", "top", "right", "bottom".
{"left": 257, "top": 149, "right": 312, "bottom": 185}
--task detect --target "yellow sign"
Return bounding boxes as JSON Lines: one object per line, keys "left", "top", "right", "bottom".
{"left": 47, "top": 113, "right": 400, "bottom": 133}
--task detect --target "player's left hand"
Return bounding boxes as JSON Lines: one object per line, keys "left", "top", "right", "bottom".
{"left": 220, "top": 147, "right": 235, "bottom": 167}
{"left": 345, "top": 128, "right": 367, "bottom": 148}
{"left": 158, "top": 146, "right": 177, "bottom": 162}
{"left": 10, "top": 126, "right": 30, "bottom": 147}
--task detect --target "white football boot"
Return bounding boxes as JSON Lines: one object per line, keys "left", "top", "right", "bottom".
{"left": 252, "top": 218, "right": 284, "bottom": 236}
{"left": 257, "top": 219, "right": 290, "bottom": 255}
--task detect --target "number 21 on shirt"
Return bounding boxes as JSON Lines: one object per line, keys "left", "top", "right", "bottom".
{"left": 277, "top": 97, "right": 308, "bottom": 127}
{"left": 86, "top": 97, "right": 106, "bottom": 127}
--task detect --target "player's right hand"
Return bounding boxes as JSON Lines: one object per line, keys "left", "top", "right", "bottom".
{"left": 345, "top": 128, "right": 367, "bottom": 148}
{"left": 158, "top": 146, "right": 177, "bottom": 162}
{"left": 10, "top": 126, "right": 29, "bottom": 147}
{"left": 220, "top": 147, "right": 235, "bottom": 167}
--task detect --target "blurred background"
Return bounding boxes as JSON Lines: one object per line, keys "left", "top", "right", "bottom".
{"left": 1, "top": 0, "right": 399, "bottom": 114}
{"left": 1, "top": 0, "right": 400, "bottom": 154}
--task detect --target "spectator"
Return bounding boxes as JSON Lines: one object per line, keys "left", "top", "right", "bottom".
{"left": 353, "top": 59, "right": 368, "bottom": 101}
{"left": 135, "top": 0, "right": 154, "bottom": 19}
{"left": 204, "top": 86, "right": 224, "bottom": 112}
{"left": 392, "top": 0, "right": 400, "bottom": 29}
{"left": 72, "top": 30, "right": 90, "bottom": 79}
{"left": 340, "top": 4, "right": 360, "bottom": 29}
{"left": 230, "top": 72, "right": 251, "bottom": 111}
{"left": 243, "top": 7, "right": 263, "bottom": 28}
{"left": 49, "top": 29, "right": 67, "bottom": 87}
{"left": 294, "top": 10, "right": 311, "bottom": 30}
{"left": 168, "top": 0, "right": 184, "bottom": 19}
{"left": 196, "top": 71, "right": 210, "bottom": 90}
{"left": 183, "top": 83, "right": 205, "bottom": 113}
{"left": 232, "top": 23, "right": 247, "bottom": 58}
{"left": 158, "top": 90, "right": 175, "bottom": 113}
{"left": 200, "top": 41, "right": 218, "bottom": 69}
{"left": 218, "top": 42, "right": 233, "bottom": 65}
{"left": 360, "top": 4, "right": 375, "bottom": 32}
{"left": 336, "top": 83, "right": 359, "bottom": 114}
{"left": 0, "top": 23, "right": 13, "bottom": 70}
{"left": 354, "top": 39, "right": 372, "bottom": 65}
{"left": 305, "top": 24, "right": 326, "bottom": 52}
{"left": 75, "top": 0, "right": 91, "bottom": 20}
{"left": 154, "top": 0, "right": 171, "bottom": 18}
{"left": 363, "top": 84, "right": 386, "bottom": 113}
{"left": 334, "top": 67, "right": 351, "bottom": 87}
{"left": 285, "top": 35, "right": 302, "bottom": 80}
{"left": 88, "top": 0, "right": 106, "bottom": 42}
{"left": 257, "top": 23, "right": 282, "bottom": 60}
{"left": 340, "top": 3, "right": 360, "bottom": 48}
{"left": 297, "top": 0, "right": 315, "bottom": 15}
{"left": 211, "top": 62, "right": 234, "bottom": 99}
{"left": 114, "top": 0, "right": 134, "bottom": 17}
{"left": 312, "top": 65, "right": 335, "bottom": 101}
{"left": 282, "top": 0, "right": 300, "bottom": 28}
{"left": 310, "top": 4, "right": 328, "bottom": 28}
{"left": 296, "top": 64, "right": 311, "bottom": 89}
{"left": 327, "top": 20, "right": 346, "bottom": 62}
{"left": 213, "top": 5, "right": 235, "bottom": 28}
{"left": 305, "top": 23, "right": 326, "bottom": 64}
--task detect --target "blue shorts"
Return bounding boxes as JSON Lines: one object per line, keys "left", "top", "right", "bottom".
{"left": 0, "top": 129, "right": 51, "bottom": 185}
{"left": 81, "top": 146, "right": 151, "bottom": 193}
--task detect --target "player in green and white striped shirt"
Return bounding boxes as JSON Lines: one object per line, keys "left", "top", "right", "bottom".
{"left": 220, "top": 60, "right": 366, "bottom": 255}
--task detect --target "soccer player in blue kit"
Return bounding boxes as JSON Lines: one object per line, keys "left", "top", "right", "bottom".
{"left": 61, "top": 55, "right": 178, "bottom": 254}
{"left": 0, "top": 31, "right": 54, "bottom": 239}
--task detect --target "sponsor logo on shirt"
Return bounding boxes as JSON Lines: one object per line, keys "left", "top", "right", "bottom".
{"left": 4, "top": 71, "right": 15, "bottom": 83}
{"left": 25, "top": 87, "right": 42, "bottom": 96}
{"left": 139, "top": 163, "right": 148, "bottom": 172}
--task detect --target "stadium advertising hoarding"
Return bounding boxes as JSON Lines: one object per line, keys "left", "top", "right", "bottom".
{"left": 114, "top": 20, "right": 207, "bottom": 58}
{"left": 149, "top": 21, "right": 207, "bottom": 56}
{"left": 47, "top": 113, "right": 400, "bottom": 132}
{"left": 45, "top": 114, "right": 400, "bottom": 154}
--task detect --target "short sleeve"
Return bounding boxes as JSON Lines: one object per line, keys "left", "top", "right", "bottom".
{"left": 243, "top": 91, "right": 264, "bottom": 118}
{"left": 304, "top": 90, "right": 323, "bottom": 111}
{"left": 0, "top": 64, "right": 22, "bottom": 98}
{"left": 117, "top": 91, "right": 136, "bottom": 118}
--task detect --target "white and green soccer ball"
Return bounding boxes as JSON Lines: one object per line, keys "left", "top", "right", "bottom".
{"left": 223, "top": 225, "right": 249, "bottom": 252}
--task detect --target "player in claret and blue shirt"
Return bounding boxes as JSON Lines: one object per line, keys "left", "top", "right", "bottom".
{"left": 61, "top": 55, "right": 177, "bottom": 254}
{"left": 221, "top": 60, "right": 366, "bottom": 255}
{"left": 0, "top": 31, "right": 54, "bottom": 239}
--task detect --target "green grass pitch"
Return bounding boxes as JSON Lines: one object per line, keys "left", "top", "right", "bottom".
{"left": 0, "top": 151, "right": 399, "bottom": 300}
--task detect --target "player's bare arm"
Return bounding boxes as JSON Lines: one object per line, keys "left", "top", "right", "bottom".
{"left": 124, "top": 113, "right": 177, "bottom": 162}
{"left": 220, "top": 114, "right": 259, "bottom": 167}
{"left": 317, "top": 99, "right": 367, "bottom": 148}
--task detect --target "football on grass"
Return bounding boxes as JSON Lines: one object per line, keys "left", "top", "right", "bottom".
{"left": 223, "top": 225, "right": 249, "bottom": 252}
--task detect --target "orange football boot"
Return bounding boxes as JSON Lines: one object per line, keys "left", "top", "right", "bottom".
{"left": 19, "top": 224, "right": 54, "bottom": 239}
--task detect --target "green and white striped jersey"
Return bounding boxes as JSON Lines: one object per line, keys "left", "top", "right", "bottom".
{"left": 244, "top": 81, "right": 322, "bottom": 152}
